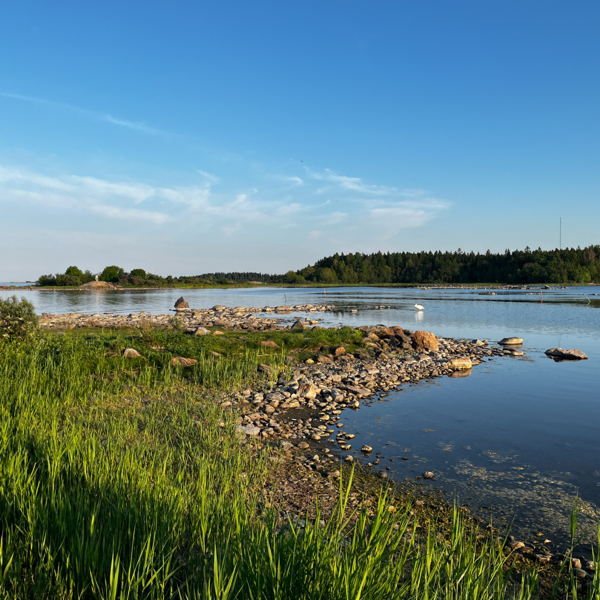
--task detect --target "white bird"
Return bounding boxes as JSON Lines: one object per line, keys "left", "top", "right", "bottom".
{"left": 414, "top": 304, "right": 425, "bottom": 310}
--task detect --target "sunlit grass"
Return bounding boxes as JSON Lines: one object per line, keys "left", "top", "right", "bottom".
{"left": 0, "top": 331, "right": 596, "bottom": 598}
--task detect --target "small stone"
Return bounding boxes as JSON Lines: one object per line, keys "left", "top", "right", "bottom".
{"left": 361, "top": 445, "right": 373, "bottom": 453}
{"left": 171, "top": 357, "right": 198, "bottom": 367}
{"left": 213, "top": 330, "right": 224, "bottom": 335}
{"left": 573, "top": 568, "right": 587, "bottom": 579}
{"left": 212, "top": 305, "right": 226, "bottom": 311}
{"left": 297, "top": 441, "right": 310, "bottom": 449}
{"left": 123, "top": 348, "right": 142, "bottom": 358}
{"left": 317, "top": 354, "right": 333, "bottom": 364}
{"left": 535, "top": 554, "right": 551, "bottom": 564}
{"left": 298, "top": 383, "right": 318, "bottom": 399}
{"left": 334, "top": 346, "right": 346, "bottom": 356}
{"left": 572, "top": 558, "right": 582, "bottom": 570}
{"left": 344, "top": 456, "right": 353, "bottom": 463}
{"left": 422, "top": 471, "right": 434, "bottom": 479}
{"left": 194, "top": 327, "right": 210, "bottom": 335}
{"left": 237, "top": 425, "right": 261, "bottom": 436}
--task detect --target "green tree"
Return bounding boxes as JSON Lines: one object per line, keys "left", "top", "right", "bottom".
{"left": 130, "top": 268, "right": 147, "bottom": 279}
{"left": 100, "top": 265, "right": 125, "bottom": 283}
{"left": 316, "top": 267, "right": 337, "bottom": 283}
{"left": 65, "top": 266, "right": 84, "bottom": 279}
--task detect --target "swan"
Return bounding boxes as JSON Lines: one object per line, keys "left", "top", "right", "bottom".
{"left": 415, "top": 304, "right": 424, "bottom": 310}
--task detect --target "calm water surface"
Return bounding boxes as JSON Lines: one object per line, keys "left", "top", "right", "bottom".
{"left": 2, "top": 285, "right": 599, "bottom": 544}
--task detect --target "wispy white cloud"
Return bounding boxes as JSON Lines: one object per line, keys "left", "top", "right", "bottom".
{"left": 309, "top": 168, "right": 395, "bottom": 195}
{"left": 0, "top": 91, "right": 166, "bottom": 135}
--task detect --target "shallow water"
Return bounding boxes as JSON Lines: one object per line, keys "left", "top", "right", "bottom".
{"left": 2, "top": 284, "right": 599, "bottom": 544}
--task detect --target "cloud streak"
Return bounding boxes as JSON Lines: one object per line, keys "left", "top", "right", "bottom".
{"left": 0, "top": 91, "right": 166, "bottom": 135}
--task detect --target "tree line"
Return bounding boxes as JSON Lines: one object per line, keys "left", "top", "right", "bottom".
{"left": 36, "top": 245, "right": 600, "bottom": 287}
{"left": 284, "top": 246, "right": 600, "bottom": 284}
{"left": 37, "top": 267, "right": 277, "bottom": 287}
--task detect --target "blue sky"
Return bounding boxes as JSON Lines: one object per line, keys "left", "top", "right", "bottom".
{"left": 0, "top": 1, "right": 598, "bottom": 280}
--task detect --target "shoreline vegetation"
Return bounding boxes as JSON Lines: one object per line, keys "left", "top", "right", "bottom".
{"left": 0, "top": 295, "right": 598, "bottom": 597}
{"left": 7, "top": 245, "right": 598, "bottom": 291}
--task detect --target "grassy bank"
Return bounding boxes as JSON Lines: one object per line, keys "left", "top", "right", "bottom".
{"left": 0, "top": 328, "right": 596, "bottom": 598}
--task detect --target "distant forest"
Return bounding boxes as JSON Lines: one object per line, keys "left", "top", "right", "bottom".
{"left": 284, "top": 246, "right": 600, "bottom": 285}
{"left": 36, "top": 246, "right": 599, "bottom": 287}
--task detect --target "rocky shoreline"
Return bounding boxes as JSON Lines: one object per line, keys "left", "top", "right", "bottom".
{"left": 39, "top": 303, "right": 339, "bottom": 331}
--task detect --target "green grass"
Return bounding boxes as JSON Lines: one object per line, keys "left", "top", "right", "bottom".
{"left": 0, "top": 330, "right": 596, "bottom": 598}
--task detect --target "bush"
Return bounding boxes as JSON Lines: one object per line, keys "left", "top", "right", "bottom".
{"left": 56, "top": 274, "right": 82, "bottom": 286}
{"left": 0, "top": 296, "right": 39, "bottom": 341}
{"left": 37, "top": 274, "right": 57, "bottom": 286}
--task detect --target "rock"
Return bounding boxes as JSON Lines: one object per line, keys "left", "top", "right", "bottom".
{"left": 499, "top": 337, "right": 523, "bottom": 345}
{"left": 174, "top": 297, "right": 189, "bottom": 309}
{"left": 535, "top": 554, "right": 551, "bottom": 564}
{"left": 344, "top": 456, "right": 354, "bottom": 463}
{"left": 448, "top": 357, "right": 472, "bottom": 370}
{"left": 334, "top": 346, "right": 346, "bottom": 356}
{"left": 213, "top": 330, "right": 224, "bottom": 336}
{"left": 123, "top": 348, "right": 142, "bottom": 358}
{"left": 237, "top": 425, "right": 261, "bottom": 436}
{"left": 545, "top": 348, "right": 588, "bottom": 360}
{"left": 572, "top": 558, "right": 582, "bottom": 569}
{"left": 212, "top": 305, "right": 226, "bottom": 311}
{"left": 298, "top": 383, "right": 318, "bottom": 399}
{"left": 194, "top": 327, "right": 210, "bottom": 335}
{"left": 508, "top": 541, "right": 525, "bottom": 550}
{"left": 412, "top": 330, "right": 439, "bottom": 352}
{"left": 257, "top": 363, "right": 273, "bottom": 373}
{"left": 317, "top": 354, "right": 333, "bottom": 364}
{"left": 361, "top": 445, "right": 373, "bottom": 454}
{"left": 573, "top": 568, "right": 587, "bottom": 579}
{"left": 291, "top": 319, "right": 305, "bottom": 331}
{"left": 260, "top": 340, "right": 279, "bottom": 348}
{"left": 171, "top": 357, "right": 198, "bottom": 367}
{"left": 297, "top": 441, "right": 310, "bottom": 449}
{"left": 422, "top": 471, "right": 434, "bottom": 480}
{"left": 79, "top": 281, "right": 116, "bottom": 290}
{"left": 586, "top": 561, "right": 595, "bottom": 572}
